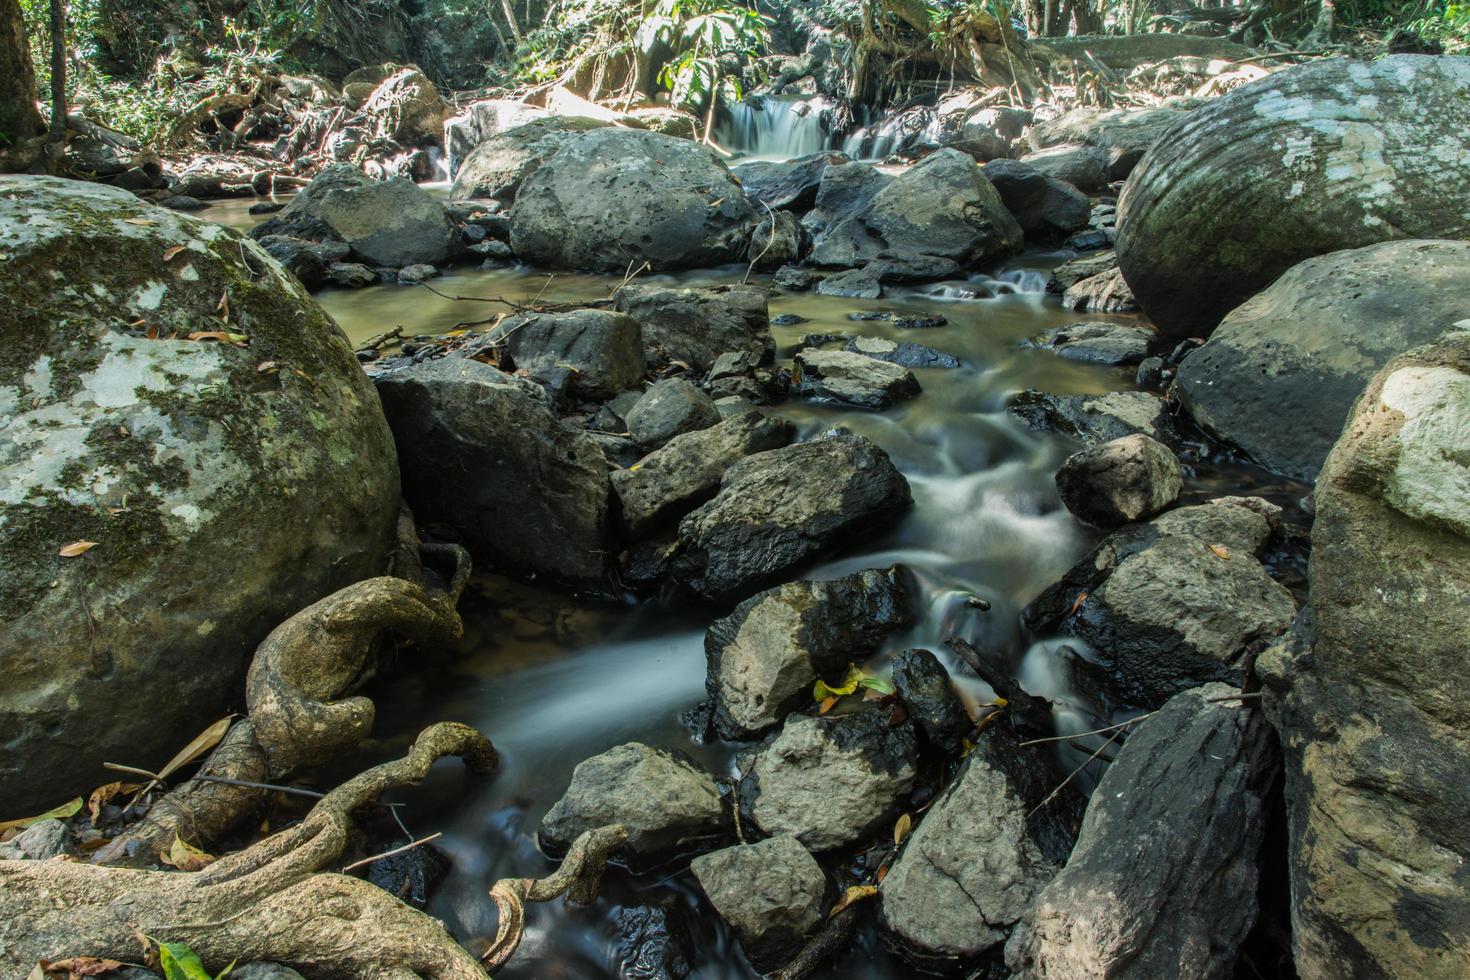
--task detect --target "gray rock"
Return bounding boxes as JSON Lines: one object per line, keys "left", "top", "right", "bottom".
{"left": 0, "top": 819, "right": 73, "bottom": 860}
{"left": 742, "top": 711, "right": 918, "bottom": 851}
{"left": 540, "top": 743, "right": 729, "bottom": 862}
{"left": 982, "top": 159, "right": 1092, "bottom": 243}
{"left": 714, "top": 395, "right": 758, "bottom": 419}
{"left": 734, "top": 151, "right": 849, "bottom": 211}
{"left": 670, "top": 431, "right": 913, "bottom": 601}
{"left": 801, "top": 161, "right": 892, "bottom": 241}
{"left": 613, "top": 410, "right": 794, "bottom": 539}
{"left": 1023, "top": 499, "right": 1297, "bottom": 707}
{"left": 1006, "top": 683, "right": 1278, "bottom": 980}
{"left": 811, "top": 149, "right": 1022, "bottom": 269}
{"left": 614, "top": 284, "right": 774, "bottom": 373}
{"left": 1177, "top": 239, "right": 1470, "bottom": 481}
{"left": 1030, "top": 320, "right": 1152, "bottom": 365}
{"left": 0, "top": 178, "right": 399, "bottom": 813}
{"left": 363, "top": 67, "right": 449, "bottom": 144}
{"left": 890, "top": 648, "right": 971, "bottom": 754}
{"left": 328, "top": 261, "right": 379, "bottom": 288}
{"left": 444, "top": 99, "right": 550, "bottom": 172}
{"left": 793, "top": 349, "right": 921, "bottom": 410}
{"left": 705, "top": 568, "right": 911, "bottom": 739}
{"left": 1259, "top": 328, "right": 1470, "bottom": 978}
{"left": 493, "top": 309, "right": 645, "bottom": 401}
{"left": 749, "top": 209, "right": 803, "bottom": 269}
{"left": 1054, "top": 433, "right": 1182, "bottom": 527}
{"left": 1017, "top": 143, "right": 1109, "bottom": 193}
{"left": 1008, "top": 389, "right": 1177, "bottom": 447}
{"left": 1061, "top": 268, "right": 1138, "bottom": 313}
{"left": 231, "top": 963, "right": 309, "bottom": 980}
{"left": 1116, "top": 56, "right": 1470, "bottom": 338}
{"left": 375, "top": 358, "right": 609, "bottom": 583}
{"left": 397, "top": 263, "right": 439, "bottom": 283}
{"left": 510, "top": 128, "right": 756, "bottom": 272}
{"left": 257, "top": 235, "right": 351, "bottom": 290}
{"left": 843, "top": 335, "right": 960, "bottom": 369}
{"left": 814, "top": 267, "right": 881, "bottom": 298}
{"left": 772, "top": 264, "right": 820, "bottom": 291}
{"left": 1028, "top": 102, "right": 1200, "bottom": 181}
{"left": 450, "top": 116, "right": 608, "bottom": 203}
{"left": 625, "top": 378, "right": 721, "bottom": 449}
{"left": 691, "top": 836, "right": 826, "bottom": 969}
{"left": 160, "top": 195, "right": 207, "bottom": 211}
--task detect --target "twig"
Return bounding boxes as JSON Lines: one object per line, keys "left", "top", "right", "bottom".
{"left": 1018, "top": 712, "right": 1155, "bottom": 748}
{"left": 1029, "top": 727, "right": 1125, "bottom": 817}
{"left": 341, "top": 831, "right": 443, "bottom": 872}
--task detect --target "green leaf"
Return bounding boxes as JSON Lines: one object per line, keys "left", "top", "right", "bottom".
{"left": 158, "top": 942, "right": 213, "bottom": 980}
{"left": 858, "top": 674, "right": 896, "bottom": 696}
{"left": 0, "top": 797, "right": 82, "bottom": 833}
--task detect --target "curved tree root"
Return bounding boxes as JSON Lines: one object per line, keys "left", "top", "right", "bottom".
{"left": 1, "top": 722, "right": 497, "bottom": 979}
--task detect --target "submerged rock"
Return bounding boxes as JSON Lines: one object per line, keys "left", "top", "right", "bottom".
{"left": 1029, "top": 320, "right": 1153, "bottom": 366}
{"left": 843, "top": 335, "right": 960, "bottom": 369}
{"left": 540, "top": 743, "right": 730, "bottom": 862}
{"left": 705, "top": 568, "right": 912, "bottom": 739}
{"left": 1054, "top": 433, "right": 1182, "bottom": 527}
{"left": 613, "top": 905, "right": 693, "bottom": 980}
{"left": 1008, "top": 389, "right": 1176, "bottom": 447}
{"left": 1116, "top": 56, "right": 1470, "bottom": 337}
{"left": 492, "top": 309, "right": 645, "bottom": 401}
{"left": 793, "top": 349, "right": 921, "bottom": 410}
{"left": 613, "top": 284, "right": 774, "bottom": 373}
{"left": 375, "top": 358, "right": 609, "bottom": 584}
{"left": 691, "top": 836, "right": 826, "bottom": 969}
{"left": 0, "top": 178, "right": 400, "bottom": 812}
{"left": 625, "top": 377, "right": 721, "bottom": 449}
{"left": 1007, "top": 683, "right": 1278, "bottom": 980}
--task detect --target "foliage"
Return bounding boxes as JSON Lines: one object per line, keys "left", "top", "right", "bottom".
{"left": 1397, "top": 0, "right": 1470, "bottom": 48}
{"left": 646, "top": 0, "right": 768, "bottom": 109}
{"left": 156, "top": 941, "right": 234, "bottom": 980}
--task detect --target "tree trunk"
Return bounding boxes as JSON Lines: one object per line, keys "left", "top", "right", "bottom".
{"left": 43, "top": 0, "right": 65, "bottom": 170}
{"left": 499, "top": 0, "right": 523, "bottom": 45}
{"left": 0, "top": 0, "right": 44, "bottom": 148}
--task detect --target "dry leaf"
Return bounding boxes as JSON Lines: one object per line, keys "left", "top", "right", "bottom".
{"left": 161, "top": 834, "right": 216, "bottom": 871}
{"left": 145, "top": 324, "right": 160, "bottom": 340}
{"left": 59, "top": 540, "right": 97, "bottom": 557}
{"left": 256, "top": 360, "right": 279, "bottom": 373}
{"left": 127, "top": 318, "right": 146, "bottom": 328}
{"left": 216, "top": 291, "right": 230, "bottom": 321}
{"left": 153, "top": 716, "right": 234, "bottom": 786}
{"left": 186, "top": 331, "right": 248, "bottom": 344}
{"left": 87, "top": 781, "right": 142, "bottom": 825}
{"left": 818, "top": 695, "right": 839, "bottom": 716}
{"left": 888, "top": 703, "right": 908, "bottom": 726}
{"left": 162, "top": 245, "right": 185, "bottom": 261}
{"left": 875, "top": 863, "right": 889, "bottom": 884}
{"left": 40, "top": 957, "right": 127, "bottom": 977}
{"left": 1208, "top": 544, "right": 1231, "bottom": 560}
{"left": 828, "top": 884, "right": 878, "bottom": 918}
{"left": 1067, "top": 591, "right": 1089, "bottom": 616}
{"left": 123, "top": 217, "right": 155, "bottom": 226}
{"left": 893, "top": 812, "right": 912, "bottom": 846}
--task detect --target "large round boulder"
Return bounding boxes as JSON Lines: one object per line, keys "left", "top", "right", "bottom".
{"left": 509, "top": 128, "right": 757, "bottom": 272}
{"left": 1178, "top": 240, "right": 1470, "bottom": 482}
{"left": 1116, "top": 55, "right": 1470, "bottom": 339}
{"left": 449, "top": 116, "right": 609, "bottom": 203}
{"left": 0, "top": 178, "right": 400, "bottom": 812}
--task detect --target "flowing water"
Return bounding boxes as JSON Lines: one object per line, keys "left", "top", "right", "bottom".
{"left": 203, "top": 193, "right": 1301, "bottom": 978}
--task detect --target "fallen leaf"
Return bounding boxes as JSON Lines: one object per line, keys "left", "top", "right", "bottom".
{"left": 1067, "top": 591, "right": 1089, "bottom": 616}
{"left": 88, "top": 781, "right": 142, "bottom": 825}
{"left": 123, "top": 217, "right": 155, "bottom": 226}
{"left": 127, "top": 318, "right": 147, "bottom": 328}
{"left": 40, "top": 956, "right": 127, "bottom": 977}
{"left": 875, "top": 863, "right": 889, "bottom": 883}
{"left": 813, "top": 664, "right": 863, "bottom": 700}
{"left": 0, "top": 797, "right": 83, "bottom": 833}
{"left": 216, "top": 291, "right": 230, "bottom": 321}
{"left": 1208, "top": 544, "right": 1231, "bottom": 560}
{"left": 153, "top": 716, "right": 234, "bottom": 786}
{"left": 59, "top": 540, "right": 97, "bottom": 557}
{"left": 828, "top": 884, "right": 878, "bottom": 918}
{"left": 893, "top": 812, "right": 912, "bottom": 846}
{"left": 256, "top": 360, "right": 279, "bottom": 373}
{"left": 146, "top": 324, "right": 160, "bottom": 340}
{"left": 161, "top": 834, "right": 216, "bottom": 872}
{"left": 162, "top": 245, "right": 185, "bottom": 261}
{"left": 857, "top": 673, "right": 895, "bottom": 696}
{"left": 818, "top": 695, "right": 839, "bottom": 716}
{"left": 155, "top": 940, "right": 224, "bottom": 979}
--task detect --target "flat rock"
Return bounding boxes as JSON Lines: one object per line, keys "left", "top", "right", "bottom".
{"left": 1061, "top": 268, "right": 1138, "bottom": 313}
{"left": 734, "top": 151, "right": 849, "bottom": 211}
{"left": 843, "top": 335, "right": 959, "bottom": 369}
{"left": 1030, "top": 320, "right": 1152, "bottom": 365}
{"left": 625, "top": 377, "right": 721, "bottom": 449}
{"left": 1008, "top": 389, "right": 1177, "bottom": 446}
{"left": 793, "top": 349, "right": 920, "bottom": 410}
{"left": 1017, "top": 143, "right": 1109, "bottom": 192}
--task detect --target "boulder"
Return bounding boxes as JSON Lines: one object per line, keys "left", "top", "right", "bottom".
{"left": 364, "top": 67, "right": 450, "bottom": 144}
{"left": 624, "top": 107, "right": 700, "bottom": 139}
{"left": 890, "top": 648, "right": 971, "bottom": 754}
{"left": 801, "top": 161, "right": 891, "bottom": 241}
{"left": 612, "top": 411, "right": 794, "bottom": 539}
{"left": 982, "top": 159, "right": 1092, "bottom": 243}
{"left": 0, "top": 178, "right": 399, "bottom": 812}
{"left": 613, "top": 284, "right": 774, "bottom": 372}
{"left": 741, "top": 711, "right": 918, "bottom": 851}
{"left": 1054, "top": 433, "right": 1182, "bottom": 527}
{"left": 1023, "top": 500, "right": 1296, "bottom": 707}
{"left": 449, "top": 117, "right": 608, "bottom": 203}
{"left": 690, "top": 837, "right": 826, "bottom": 969}
{"left": 1027, "top": 102, "right": 1200, "bottom": 181}
{"left": 813, "top": 267, "right": 881, "bottom": 298}
{"left": 444, "top": 99, "right": 550, "bottom": 174}
{"left": 1029, "top": 320, "right": 1152, "bottom": 365}
{"left": 1008, "top": 389, "right": 1177, "bottom": 447}
{"left": 510, "top": 128, "right": 757, "bottom": 272}
{"left": 1177, "top": 239, "right": 1470, "bottom": 481}
{"left": 1061, "top": 268, "right": 1138, "bottom": 313}
{"left": 625, "top": 377, "right": 721, "bottom": 449}
{"left": 1116, "top": 56, "right": 1470, "bottom": 338}
{"left": 540, "top": 743, "right": 730, "bottom": 862}
{"left": 1260, "top": 328, "right": 1470, "bottom": 978}
{"left": 1006, "top": 683, "right": 1278, "bottom": 980}
{"left": 1046, "top": 250, "right": 1118, "bottom": 294}
{"left": 811, "top": 149, "right": 1023, "bottom": 269}
{"left": 792, "top": 349, "right": 921, "bottom": 410}
{"left": 704, "top": 568, "right": 912, "bottom": 739}
{"left": 256, "top": 235, "right": 350, "bottom": 290}
{"left": 669, "top": 431, "right": 912, "bottom": 601}
{"left": 491, "top": 309, "right": 645, "bottom": 400}
{"left": 733, "top": 151, "right": 848, "bottom": 211}
{"left": 375, "top": 358, "right": 609, "bottom": 584}
{"left": 749, "top": 210, "right": 804, "bottom": 269}
{"left": 1017, "top": 143, "right": 1108, "bottom": 193}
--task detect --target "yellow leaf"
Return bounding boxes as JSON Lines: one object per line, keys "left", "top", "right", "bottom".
{"left": 161, "top": 834, "right": 216, "bottom": 871}
{"left": 88, "top": 781, "right": 142, "bottom": 825}
{"left": 59, "top": 540, "right": 97, "bottom": 557}
{"left": 0, "top": 797, "right": 83, "bottom": 833}
{"left": 813, "top": 664, "right": 863, "bottom": 700}
{"left": 893, "top": 812, "right": 912, "bottom": 846}
{"left": 1208, "top": 544, "right": 1231, "bottom": 560}
{"left": 154, "top": 717, "right": 234, "bottom": 785}
{"left": 828, "top": 884, "right": 878, "bottom": 918}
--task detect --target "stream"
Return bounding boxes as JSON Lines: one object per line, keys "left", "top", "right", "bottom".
{"left": 201, "top": 161, "right": 1302, "bottom": 975}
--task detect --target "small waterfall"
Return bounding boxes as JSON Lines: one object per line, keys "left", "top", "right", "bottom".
{"left": 718, "top": 96, "right": 835, "bottom": 160}
{"left": 841, "top": 105, "right": 944, "bottom": 161}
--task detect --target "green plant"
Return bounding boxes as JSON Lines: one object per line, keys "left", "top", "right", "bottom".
{"left": 645, "top": 0, "right": 768, "bottom": 111}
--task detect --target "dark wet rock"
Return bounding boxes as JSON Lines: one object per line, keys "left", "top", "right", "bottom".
{"left": 397, "top": 263, "right": 439, "bottom": 283}
{"left": 375, "top": 358, "right": 609, "bottom": 584}
{"left": 1117, "top": 56, "right": 1470, "bottom": 338}
{"left": 613, "top": 411, "right": 794, "bottom": 539}
{"left": 625, "top": 377, "right": 721, "bottom": 449}
{"left": 511, "top": 128, "right": 756, "bottom": 273}
{"left": 843, "top": 335, "right": 960, "bottom": 369}
{"left": 614, "top": 284, "right": 774, "bottom": 373}
{"left": 890, "top": 649, "right": 970, "bottom": 754}
{"left": 892, "top": 313, "right": 947, "bottom": 330}
{"left": 1135, "top": 356, "right": 1168, "bottom": 390}
{"left": 734, "top": 151, "right": 849, "bottom": 211}
{"left": 770, "top": 313, "right": 809, "bottom": 326}
{"left": 691, "top": 836, "right": 826, "bottom": 970}
{"left": 706, "top": 350, "right": 764, "bottom": 382}
{"left": 1260, "top": 328, "right": 1470, "bottom": 978}
{"left": 365, "top": 839, "right": 451, "bottom": 911}
{"left": 591, "top": 432, "right": 643, "bottom": 469}
{"left": 1023, "top": 499, "right": 1297, "bottom": 707}
{"left": 814, "top": 267, "right": 882, "bottom": 298}
{"left": 1008, "top": 389, "right": 1177, "bottom": 447}
{"left": 1029, "top": 320, "right": 1153, "bottom": 366}
{"left": 449, "top": 116, "right": 608, "bottom": 203}
{"left": 492, "top": 309, "right": 645, "bottom": 401}
{"left": 248, "top": 201, "right": 285, "bottom": 215}
{"left": 983, "top": 159, "right": 1092, "bottom": 242}
{"left": 810, "top": 149, "right": 1023, "bottom": 270}
{"left": 0, "top": 178, "right": 400, "bottom": 812}
{"left": 540, "top": 743, "right": 730, "bottom": 863}
{"left": 793, "top": 349, "right": 921, "bottom": 410}
{"left": 1006, "top": 683, "right": 1278, "bottom": 980}
{"left": 741, "top": 710, "right": 918, "bottom": 851}
{"left": 614, "top": 905, "right": 693, "bottom": 980}
{"left": 801, "top": 161, "right": 892, "bottom": 241}
{"left": 1177, "top": 239, "right": 1470, "bottom": 482}
{"left": 1055, "top": 433, "right": 1182, "bottom": 528}
{"left": 160, "top": 194, "right": 207, "bottom": 211}
{"left": 749, "top": 209, "right": 804, "bottom": 269}
{"left": 1063, "top": 227, "right": 1113, "bottom": 251}
{"left": 1017, "top": 143, "right": 1108, "bottom": 193}
{"left": 670, "top": 431, "right": 911, "bottom": 602}
{"left": 0, "top": 819, "right": 73, "bottom": 860}
{"left": 1062, "top": 268, "right": 1138, "bottom": 313}
{"left": 1028, "top": 102, "right": 1200, "bottom": 181}
{"left": 327, "top": 261, "right": 379, "bottom": 288}
{"left": 257, "top": 235, "right": 351, "bottom": 289}
{"left": 772, "top": 265, "right": 820, "bottom": 291}
{"left": 705, "top": 568, "right": 911, "bottom": 739}
{"left": 880, "top": 724, "right": 1083, "bottom": 959}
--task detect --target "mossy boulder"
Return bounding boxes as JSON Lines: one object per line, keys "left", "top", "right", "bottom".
{"left": 0, "top": 178, "right": 400, "bottom": 813}
{"left": 1116, "top": 55, "right": 1470, "bottom": 339}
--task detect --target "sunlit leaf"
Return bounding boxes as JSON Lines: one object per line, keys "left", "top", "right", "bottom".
{"left": 163, "top": 245, "right": 185, "bottom": 261}
{"left": 1208, "top": 544, "right": 1231, "bottom": 560}
{"left": 154, "top": 716, "right": 234, "bottom": 785}
{"left": 58, "top": 540, "right": 98, "bottom": 557}
{"left": 813, "top": 664, "right": 863, "bottom": 700}
{"left": 161, "top": 834, "right": 217, "bottom": 872}
{"left": 893, "top": 812, "right": 912, "bottom": 846}
{"left": 157, "top": 941, "right": 216, "bottom": 980}
{"left": 828, "top": 884, "right": 878, "bottom": 918}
